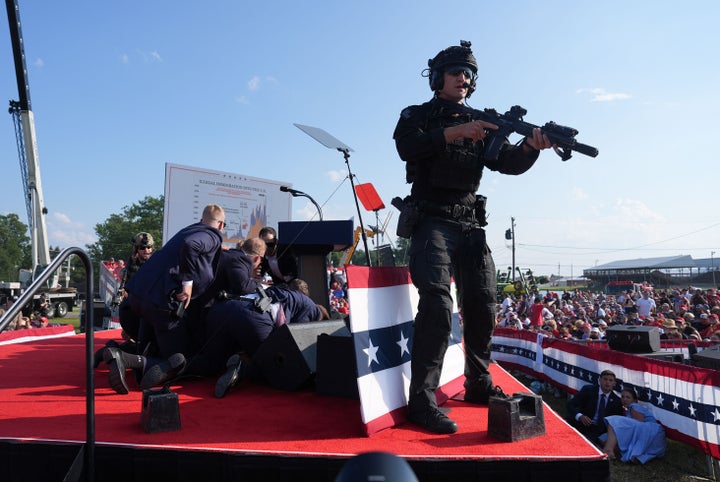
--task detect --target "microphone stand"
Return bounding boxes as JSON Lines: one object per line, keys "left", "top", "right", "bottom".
{"left": 284, "top": 188, "right": 323, "bottom": 221}
{"left": 339, "top": 148, "right": 371, "bottom": 267}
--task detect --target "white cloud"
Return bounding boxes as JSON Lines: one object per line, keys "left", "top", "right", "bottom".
{"left": 234, "top": 96, "right": 249, "bottom": 104}
{"left": 34, "top": 58, "right": 44, "bottom": 68}
{"left": 576, "top": 88, "right": 631, "bottom": 102}
{"left": 613, "top": 197, "right": 664, "bottom": 223}
{"left": 295, "top": 201, "right": 323, "bottom": 221}
{"left": 47, "top": 212, "right": 97, "bottom": 248}
{"left": 248, "top": 76, "right": 261, "bottom": 91}
{"left": 137, "top": 49, "right": 163, "bottom": 63}
{"left": 571, "top": 187, "right": 589, "bottom": 201}
{"left": 120, "top": 53, "right": 129, "bottom": 64}
{"left": 326, "top": 170, "right": 346, "bottom": 183}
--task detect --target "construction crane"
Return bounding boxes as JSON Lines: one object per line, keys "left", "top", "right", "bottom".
{"left": 5, "top": 0, "right": 52, "bottom": 282}
{"left": 368, "top": 211, "right": 393, "bottom": 249}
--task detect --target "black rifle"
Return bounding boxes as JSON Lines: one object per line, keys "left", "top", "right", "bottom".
{"left": 474, "top": 105, "right": 598, "bottom": 161}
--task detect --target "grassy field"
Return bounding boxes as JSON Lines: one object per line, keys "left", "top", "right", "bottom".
{"left": 513, "top": 371, "right": 717, "bottom": 482}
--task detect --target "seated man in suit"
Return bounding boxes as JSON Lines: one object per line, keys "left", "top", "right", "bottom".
{"left": 566, "top": 369, "right": 624, "bottom": 444}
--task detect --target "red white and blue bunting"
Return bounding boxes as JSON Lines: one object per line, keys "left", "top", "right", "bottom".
{"left": 493, "top": 329, "right": 720, "bottom": 458}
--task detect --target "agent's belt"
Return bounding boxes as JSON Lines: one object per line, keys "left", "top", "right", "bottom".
{"left": 422, "top": 202, "right": 476, "bottom": 221}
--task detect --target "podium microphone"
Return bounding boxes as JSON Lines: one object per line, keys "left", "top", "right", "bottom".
{"left": 279, "top": 186, "right": 323, "bottom": 221}
{"left": 280, "top": 186, "right": 303, "bottom": 196}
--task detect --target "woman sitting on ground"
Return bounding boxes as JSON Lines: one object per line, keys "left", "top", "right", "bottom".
{"left": 601, "top": 387, "right": 666, "bottom": 464}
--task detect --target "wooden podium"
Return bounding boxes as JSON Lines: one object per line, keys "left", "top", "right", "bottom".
{"left": 278, "top": 220, "right": 353, "bottom": 310}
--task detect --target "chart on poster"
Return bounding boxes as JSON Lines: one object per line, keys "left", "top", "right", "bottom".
{"left": 163, "top": 163, "right": 292, "bottom": 246}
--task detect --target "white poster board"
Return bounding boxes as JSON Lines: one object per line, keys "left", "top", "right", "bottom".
{"left": 163, "top": 163, "right": 292, "bottom": 246}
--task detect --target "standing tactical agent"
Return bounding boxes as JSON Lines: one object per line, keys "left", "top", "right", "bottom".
{"left": 94, "top": 231, "right": 155, "bottom": 368}
{"left": 117, "top": 232, "right": 155, "bottom": 339}
{"left": 94, "top": 232, "right": 155, "bottom": 368}
{"left": 393, "top": 41, "right": 552, "bottom": 434}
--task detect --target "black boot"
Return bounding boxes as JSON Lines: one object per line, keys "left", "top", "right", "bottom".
{"left": 215, "top": 354, "right": 244, "bottom": 398}
{"left": 407, "top": 406, "right": 458, "bottom": 434}
{"left": 464, "top": 385, "right": 509, "bottom": 405}
{"left": 105, "top": 347, "right": 130, "bottom": 394}
{"left": 140, "top": 353, "right": 186, "bottom": 390}
{"left": 93, "top": 340, "right": 120, "bottom": 369}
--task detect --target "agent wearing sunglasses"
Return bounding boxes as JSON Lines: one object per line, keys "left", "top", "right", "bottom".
{"left": 393, "top": 41, "right": 553, "bottom": 435}
{"left": 109, "top": 204, "right": 226, "bottom": 394}
{"left": 112, "top": 232, "right": 155, "bottom": 345}
{"left": 258, "top": 226, "right": 298, "bottom": 285}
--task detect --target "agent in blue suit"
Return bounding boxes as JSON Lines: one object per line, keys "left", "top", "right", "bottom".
{"left": 110, "top": 204, "right": 226, "bottom": 392}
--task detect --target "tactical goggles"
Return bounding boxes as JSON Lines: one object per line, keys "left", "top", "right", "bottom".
{"left": 445, "top": 65, "right": 474, "bottom": 79}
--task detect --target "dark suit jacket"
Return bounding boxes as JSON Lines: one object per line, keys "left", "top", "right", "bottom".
{"left": 214, "top": 249, "right": 261, "bottom": 295}
{"left": 566, "top": 384, "right": 624, "bottom": 429}
{"left": 126, "top": 222, "right": 223, "bottom": 313}
{"left": 260, "top": 244, "right": 298, "bottom": 285}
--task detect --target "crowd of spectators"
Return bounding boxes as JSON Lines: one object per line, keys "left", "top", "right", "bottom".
{"left": 495, "top": 286, "right": 720, "bottom": 343}
{"left": 104, "top": 258, "right": 126, "bottom": 281}
{"left": 1, "top": 294, "right": 54, "bottom": 331}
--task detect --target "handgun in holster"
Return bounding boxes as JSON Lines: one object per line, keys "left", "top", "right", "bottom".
{"left": 391, "top": 196, "right": 421, "bottom": 239}
{"left": 475, "top": 195, "right": 488, "bottom": 227}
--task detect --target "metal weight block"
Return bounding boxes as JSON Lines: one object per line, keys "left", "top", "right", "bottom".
{"left": 141, "top": 387, "right": 181, "bottom": 433}
{"left": 487, "top": 392, "right": 545, "bottom": 442}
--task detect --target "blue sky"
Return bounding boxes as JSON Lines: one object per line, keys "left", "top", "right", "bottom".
{"left": 1, "top": 1, "right": 719, "bottom": 277}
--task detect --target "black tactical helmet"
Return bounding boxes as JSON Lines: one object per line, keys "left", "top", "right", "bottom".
{"left": 427, "top": 40, "right": 478, "bottom": 98}
{"left": 133, "top": 232, "right": 154, "bottom": 249}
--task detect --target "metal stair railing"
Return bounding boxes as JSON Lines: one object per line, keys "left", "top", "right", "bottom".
{"left": 0, "top": 247, "right": 95, "bottom": 482}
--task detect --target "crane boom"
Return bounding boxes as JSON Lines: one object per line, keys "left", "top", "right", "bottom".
{"left": 5, "top": 0, "right": 52, "bottom": 278}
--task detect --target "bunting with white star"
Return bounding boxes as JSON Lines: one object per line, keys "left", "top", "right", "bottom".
{"left": 345, "top": 265, "right": 464, "bottom": 436}
{"left": 492, "top": 328, "right": 720, "bottom": 458}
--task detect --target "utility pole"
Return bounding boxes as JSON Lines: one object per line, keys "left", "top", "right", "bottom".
{"left": 506, "top": 218, "right": 516, "bottom": 281}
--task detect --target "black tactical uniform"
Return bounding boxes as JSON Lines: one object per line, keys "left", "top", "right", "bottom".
{"left": 393, "top": 41, "right": 540, "bottom": 434}
{"left": 118, "top": 232, "right": 154, "bottom": 342}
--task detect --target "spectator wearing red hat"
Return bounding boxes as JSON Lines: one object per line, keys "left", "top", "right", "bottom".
{"left": 645, "top": 316, "right": 661, "bottom": 327}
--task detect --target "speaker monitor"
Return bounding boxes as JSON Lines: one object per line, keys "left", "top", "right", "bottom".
{"left": 637, "top": 351, "right": 684, "bottom": 364}
{"left": 606, "top": 325, "right": 660, "bottom": 353}
{"left": 691, "top": 345, "right": 720, "bottom": 370}
{"left": 315, "top": 333, "right": 359, "bottom": 399}
{"left": 253, "top": 320, "right": 349, "bottom": 391}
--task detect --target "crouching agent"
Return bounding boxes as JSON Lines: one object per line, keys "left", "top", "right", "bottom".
{"left": 201, "top": 283, "right": 329, "bottom": 398}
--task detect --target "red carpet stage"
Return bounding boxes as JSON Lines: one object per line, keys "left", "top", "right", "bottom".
{"left": 0, "top": 329, "right": 608, "bottom": 481}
